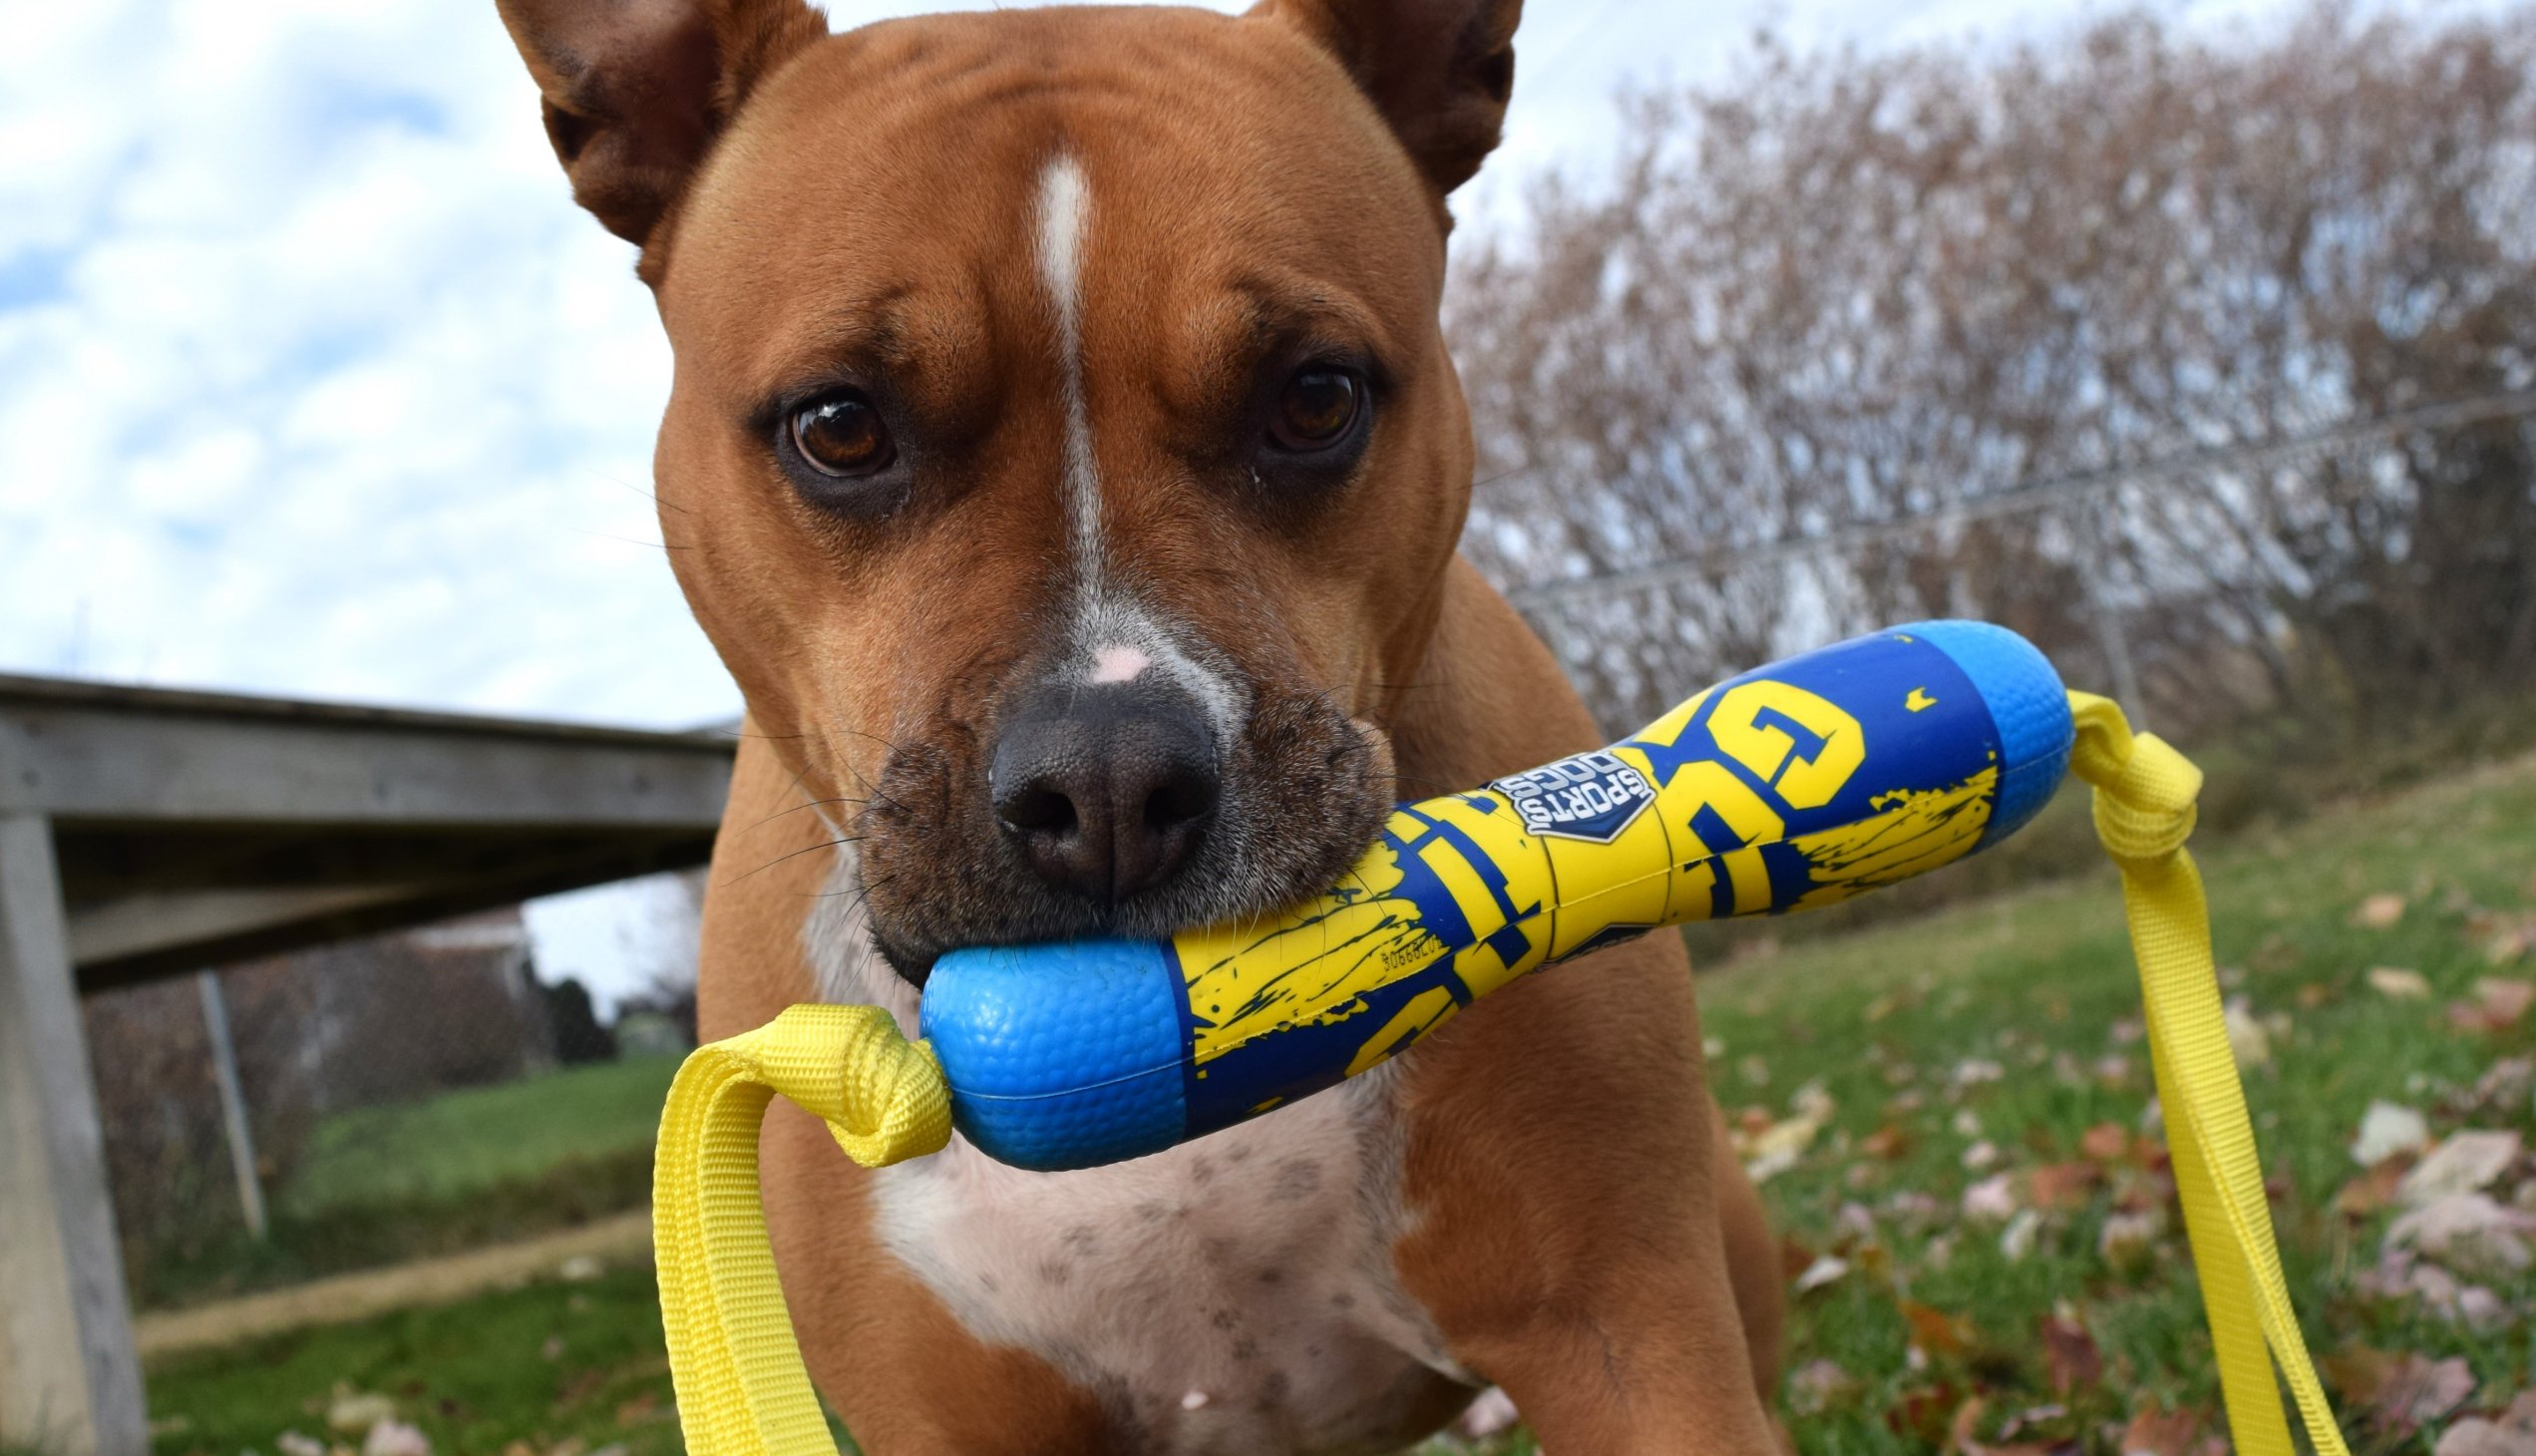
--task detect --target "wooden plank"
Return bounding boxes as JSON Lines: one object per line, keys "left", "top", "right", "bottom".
{"left": 0, "top": 702, "right": 731, "bottom": 828}
{"left": 67, "top": 832, "right": 713, "bottom": 993}
{"left": 0, "top": 814, "right": 148, "bottom": 1456}
{"left": 66, "top": 886, "right": 436, "bottom": 967}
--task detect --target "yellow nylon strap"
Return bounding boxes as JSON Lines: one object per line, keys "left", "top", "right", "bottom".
{"left": 652, "top": 1003, "right": 949, "bottom": 1456}
{"left": 2067, "top": 691, "right": 2348, "bottom": 1456}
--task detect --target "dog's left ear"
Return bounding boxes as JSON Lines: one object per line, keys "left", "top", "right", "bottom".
{"left": 496, "top": 0, "right": 828, "bottom": 261}
{"left": 1253, "top": 0, "right": 1522, "bottom": 196}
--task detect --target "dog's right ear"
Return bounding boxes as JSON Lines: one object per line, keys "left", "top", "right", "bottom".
{"left": 496, "top": 0, "right": 827, "bottom": 260}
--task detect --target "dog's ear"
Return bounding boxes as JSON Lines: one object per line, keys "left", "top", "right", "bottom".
{"left": 496, "top": 0, "right": 828, "bottom": 255}
{"left": 1254, "top": 0, "right": 1521, "bottom": 196}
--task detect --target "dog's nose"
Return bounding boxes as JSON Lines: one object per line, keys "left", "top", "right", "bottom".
{"left": 990, "top": 682, "right": 1221, "bottom": 906}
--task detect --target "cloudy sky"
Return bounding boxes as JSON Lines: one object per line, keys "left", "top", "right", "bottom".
{"left": 0, "top": 0, "right": 2318, "bottom": 731}
{"left": 0, "top": 0, "right": 2316, "bottom": 1006}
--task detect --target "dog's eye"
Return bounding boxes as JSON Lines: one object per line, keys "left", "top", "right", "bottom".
{"left": 791, "top": 392, "right": 896, "bottom": 477}
{"left": 1268, "top": 368, "right": 1363, "bottom": 453}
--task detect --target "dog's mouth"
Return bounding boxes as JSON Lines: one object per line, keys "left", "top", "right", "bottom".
{"left": 853, "top": 686, "right": 1394, "bottom": 988}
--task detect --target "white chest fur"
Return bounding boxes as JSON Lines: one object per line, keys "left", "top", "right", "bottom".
{"left": 804, "top": 851, "right": 1474, "bottom": 1454}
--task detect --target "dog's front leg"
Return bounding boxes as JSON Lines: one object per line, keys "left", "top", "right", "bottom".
{"left": 1390, "top": 932, "right": 1788, "bottom": 1454}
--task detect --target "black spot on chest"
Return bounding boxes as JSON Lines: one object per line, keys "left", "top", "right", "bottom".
{"left": 1270, "top": 1156, "right": 1323, "bottom": 1202}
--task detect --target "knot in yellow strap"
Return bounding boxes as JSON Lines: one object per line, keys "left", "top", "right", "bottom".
{"left": 752, "top": 1003, "right": 953, "bottom": 1169}
{"left": 652, "top": 1004, "right": 948, "bottom": 1456}
{"left": 2069, "top": 693, "right": 2202, "bottom": 864}
{"left": 2063, "top": 691, "right": 2347, "bottom": 1456}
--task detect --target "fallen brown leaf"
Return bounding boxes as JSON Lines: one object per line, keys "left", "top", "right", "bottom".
{"left": 2322, "top": 1348, "right": 2476, "bottom": 1432}
{"left": 1786, "top": 1359, "right": 1861, "bottom": 1417}
{"left": 2029, "top": 1161, "right": 2105, "bottom": 1211}
{"left": 1779, "top": 1234, "right": 1818, "bottom": 1281}
{"left": 1888, "top": 1381, "right": 1964, "bottom": 1448}
{"left": 2398, "top": 1131, "right": 2522, "bottom": 1207}
{"left": 2435, "top": 1392, "right": 2536, "bottom": 1456}
{"left": 553, "top": 1369, "right": 607, "bottom": 1410}
{"left": 1946, "top": 1396, "right": 2053, "bottom": 1456}
{"left": 1901, "top": 1299, "right": 1973, "bottom": 1357}
{"left": 2354, "top": 894, "right": 2409, "bottom": 929}
{"left": 2467, "top": 910, "right": 2536, "bottom": 965}
{"left": 2079, "top": 1123, "right": 2131, "bottom": 1163}
{"left": 2385, "top": 1193, "right": 2536, "bottom": 1275}
{"left": 2450, "top": 978, "right": 2535, "bottom": 1033}
{"left": 2334, "top": 1157, "right": 2412, "bottom": 1219}
{"left": 1861, "top": 1125, "right": 1913, "bottom": 1160}
{"left": 2040, "top": 1312, "right": 2101, "bottom": 1393}
{"left": 2118, "top": 1405, "right": 2206, "bottom": 1456}
{"left": 2434, "top": 1416, "right": 2536, "bottom": 1456}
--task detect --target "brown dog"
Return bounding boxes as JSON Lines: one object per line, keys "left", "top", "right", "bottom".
{"left": 494, "top": 1, "right": 1787, "bottom": 1450}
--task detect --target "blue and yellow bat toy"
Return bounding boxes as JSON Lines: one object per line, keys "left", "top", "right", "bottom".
{"left": 919, "top": 619, "right": 2074, "bottom": 1172}
{"left": 655, "top": 620, "right": 2357, "bottom": 1456}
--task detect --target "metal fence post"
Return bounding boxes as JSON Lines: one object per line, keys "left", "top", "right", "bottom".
{"left": 195, "top": 970, "right": 268, "bottom": 1242}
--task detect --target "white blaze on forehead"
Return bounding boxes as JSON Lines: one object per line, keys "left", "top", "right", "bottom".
{"left": 1034, "top": 155, "right": 1102, "bottom": 584}
{"left": 1034, "top": 156, "right": 1245, "bottom": 743}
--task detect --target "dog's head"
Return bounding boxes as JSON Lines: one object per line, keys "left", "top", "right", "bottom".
{"left": 500, "top": 0, "right": 1521, "bottom": 979}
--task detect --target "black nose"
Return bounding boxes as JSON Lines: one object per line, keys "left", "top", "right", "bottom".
{"left": 989, "top": 681, "right": 1222, "bottom": 906}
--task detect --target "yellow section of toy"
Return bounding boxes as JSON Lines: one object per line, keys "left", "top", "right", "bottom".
{"left": 1536, "top": 792, "right": 1677, "bottom": 959}
{"left": 1786, "top": 766, "right": 1998, "bottom": 911}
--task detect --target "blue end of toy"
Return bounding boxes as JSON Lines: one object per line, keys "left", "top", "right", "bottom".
{"left": 1906, "top": 619, "right": 2075, "bottom": 849}
{"left": 918, "top": 937, "right": 1187, "bottom": 1171}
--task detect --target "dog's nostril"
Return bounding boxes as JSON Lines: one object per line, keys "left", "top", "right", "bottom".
{"left": 1144, "top": 773, "right": 1218, "bottom": 833}
{"left": 1000, "top": 785, "right": 1078, "bottom": 837}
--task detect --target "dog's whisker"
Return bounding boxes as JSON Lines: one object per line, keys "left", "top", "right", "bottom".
{"left": 747, "top": 794, "right": 874, "bottom": 830}
{"left": 723, "top": 834, "right": 865, "bottom": 888}
{"left": 586, "top": 467, "right": 693, "bottom": 516}
{"left": 560, "top": 525, "right": 697, "bottom": 551}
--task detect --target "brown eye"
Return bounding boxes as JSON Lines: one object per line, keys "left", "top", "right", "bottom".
{"left": 791, "top": 392, "right": 895, "bottom": 477}
{"left": 1268, "top": 368, "right": 1362, "bottom": 452}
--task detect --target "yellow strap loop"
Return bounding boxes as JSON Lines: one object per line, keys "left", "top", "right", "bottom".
{"left": 648, "top": 695, "right": 2353, "bottom": 1456}
{"left": 2067, "top": 692, "right": 2348, "bottom": 1456}
{"left": 652, "top": 1004, "right": 947, "bottom": 1456}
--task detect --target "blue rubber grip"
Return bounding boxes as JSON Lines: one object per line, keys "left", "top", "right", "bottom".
{"left": 918, "top": 938, "right": 1187, "bottom": 1169}
{"left": 1907, "top": 620, "right": 2075, "bottom": 847}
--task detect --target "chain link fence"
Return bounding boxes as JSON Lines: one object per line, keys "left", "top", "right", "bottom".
{"left": 85, "top": 875, "right": 702, "bottom": 1312}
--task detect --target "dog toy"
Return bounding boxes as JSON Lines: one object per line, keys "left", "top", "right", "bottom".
{"left": 921, "top": 620, "right": 2071, "bottom": 1170}
{"left": 651, "top": 622, "right": 2355, "bottom": 1456}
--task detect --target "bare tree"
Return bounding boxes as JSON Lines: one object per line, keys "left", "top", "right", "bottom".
{"left": 1451, "top": 3, "right": 2536, "bottom": 734}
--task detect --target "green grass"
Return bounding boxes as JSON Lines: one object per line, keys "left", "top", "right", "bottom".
{"left": 142, "top": 756, "right": 2536, "bottom": 1454}
{"left": 1695, "top": 751, "right": 2536, "bottom": 1453}
{"left": 135, "top": 1060, "right": 680, "bottom": 1311}
{"left": 147, "top": 1269, "right": 689, "bottom": 1456}
{"left": 145, "top": 1269, "right": 869, "bottom": 1456}
{"left": 283, "top": 1057, "right": 681, "bottom": 1215}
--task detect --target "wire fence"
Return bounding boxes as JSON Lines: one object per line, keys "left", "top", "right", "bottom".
{"left": 84, "top": 879, "right": 702, "bottom": 1313}
{"left": 1483, "top": 394, "right": 2536, "bottom": 741}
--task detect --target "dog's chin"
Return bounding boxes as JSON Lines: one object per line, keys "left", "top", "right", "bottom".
{"left": 871, "top": 932, "right": 943, "bottom": 990}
